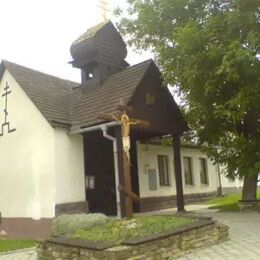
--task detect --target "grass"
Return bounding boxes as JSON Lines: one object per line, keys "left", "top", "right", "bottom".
{"left": 0, "top": 239, "right": 36, "bottom": 253}
{"left": 206, "top": 190, "right": 260, "bottom": 211}
{"left": 72, "top": 215, "right": 196, "bottom": 243}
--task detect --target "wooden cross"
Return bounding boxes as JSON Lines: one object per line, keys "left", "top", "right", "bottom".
{"left": 0, "top": 82, "right": 16, "bottom": 137}
{"left": 99, "top": 105, "right": 149, "bottom": 218}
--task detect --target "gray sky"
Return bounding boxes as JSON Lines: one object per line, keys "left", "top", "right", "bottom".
{"left": 0, "top": 0, "right": 152, "bottom": 82}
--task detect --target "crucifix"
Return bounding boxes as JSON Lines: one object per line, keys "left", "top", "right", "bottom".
{"left": 99, "top": 105, "right": 150, "bottom": 218}
{"left": 0, "top": 82, "right": 16, "bottom": 137}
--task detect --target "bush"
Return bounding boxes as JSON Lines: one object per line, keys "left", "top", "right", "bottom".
{"left": 51, "top": 213, "right": 108, "bottom": 237}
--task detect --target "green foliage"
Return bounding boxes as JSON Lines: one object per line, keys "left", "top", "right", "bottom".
{"left": 211, "top": 202, "right": 240, "bottom": 211}
{"left": 0, "top": 240, "right": 36, "bottom": 252}
{"left": 116, "top": 0, "right": 260, "bottom": 182}
{"left": 72, "top": 216, "right": 195, "bottom": 243}
{"left": 51, "top": 213, "right": 108, "bottom": 237}
{"left": 206, "top": 190, "right": 260, "bottom": 211}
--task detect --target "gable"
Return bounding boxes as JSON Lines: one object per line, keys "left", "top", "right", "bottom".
{"left": 71, "top": 60, "right": 153, "bottom": 129}
{"left": 0, "top": 60, "right": 78, "bottom": 128}
{"left": 129, "top": 63, "right": 189, "bottom": 135}
{"left": 0, "top": 69, "right": 54, "bottom": 133}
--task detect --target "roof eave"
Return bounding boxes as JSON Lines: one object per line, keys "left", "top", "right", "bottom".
{"left": 51, "top": 120, "right": 71, "bottom": 129}
{"left": 0, "top": 60, "right": 7, "bottom": 80}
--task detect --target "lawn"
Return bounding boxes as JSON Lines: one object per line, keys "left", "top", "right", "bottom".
{"left": 0, "top": 239, "right": 36, "bottom": 253}
{"left": 72, "top": 215, "right": 196, "bottom": 243}
{"left": 206, "top": 190, "right": 260, "bottom": 211}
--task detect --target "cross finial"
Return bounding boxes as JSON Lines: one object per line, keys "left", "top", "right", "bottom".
{"left": 99, "top": 0, "right": 110, "bottom": 21}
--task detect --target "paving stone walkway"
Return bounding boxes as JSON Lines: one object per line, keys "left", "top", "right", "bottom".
{"left": 0, "top": 248, "right": 37, "bottom": 260}
{"left": 178, "top": 210, "right": 260, "bottom": 260}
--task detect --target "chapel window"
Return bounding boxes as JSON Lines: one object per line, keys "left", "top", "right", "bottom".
{"left": 183, "top": 157, "right": 194, "bottom": 185}
{"left": 158, "top": 155, "right": 170, "bottom": 186}
{"left": 199, "top": 158, "right": 209, "bottom": 185}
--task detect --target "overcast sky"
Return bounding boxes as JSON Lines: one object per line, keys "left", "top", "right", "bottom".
{"left": 0, "top": 0, "right": 152, "bottom": 82}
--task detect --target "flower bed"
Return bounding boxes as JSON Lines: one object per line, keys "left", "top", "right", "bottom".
{"left": 72, "top": 216, "right": 195, "bottom": 243}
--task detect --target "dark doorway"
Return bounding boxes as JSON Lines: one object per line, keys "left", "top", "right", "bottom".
{"left": 84, "top": 130, "right": 116, "bottom": 216}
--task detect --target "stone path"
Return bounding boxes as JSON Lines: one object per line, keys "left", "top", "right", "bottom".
{"left": 178, "top": 210, "right": 260, "bottom": 260}
{"left": 0, "top": 248, "right": 37, "bottom": 260}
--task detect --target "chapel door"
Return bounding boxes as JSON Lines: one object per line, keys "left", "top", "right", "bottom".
{"left": 84, "top": 132, "right": 116, "bottom": 216}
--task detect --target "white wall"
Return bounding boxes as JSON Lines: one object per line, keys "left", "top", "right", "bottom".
{"left": 0, "top": 70, "right": 86, "bottom": 220}
{"left": 181, "top": 147, "right": 219, "bottom": 194}
{"left": 0, "top": 71, "right": 55, "bottom": 219}
{"left": 219, "top": 164, "right": 243, "bottom": 191}
{"left": 54, "top": 128, "right": 85, "bottom": 204}
{"left": 137, "top": 143, "right": 176, "bottom": 198}
{"left": 137, "top": 143, "right": 220, "bottom": 198}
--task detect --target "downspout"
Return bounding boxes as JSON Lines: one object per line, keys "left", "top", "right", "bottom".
{"left": 70, "top": 121, "right": 121, "bottom": 218}
{"left": 101, "top": 126, "right": 121, "bottom": 218}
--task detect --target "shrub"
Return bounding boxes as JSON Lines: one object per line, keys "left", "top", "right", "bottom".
{"left": 51, "top": 213, "right": 108, "bottom": 237}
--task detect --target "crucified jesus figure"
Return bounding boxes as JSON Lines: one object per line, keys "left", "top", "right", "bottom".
{"left": 112, "top": 113, "right": 138, "bottom": 164}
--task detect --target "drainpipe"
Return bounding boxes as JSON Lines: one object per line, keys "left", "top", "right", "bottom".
{"left": 101, "top": 126, "right": 121, "bottom": 218}
{"left": 70, "top": 122, "right": 121, "bottom": 218}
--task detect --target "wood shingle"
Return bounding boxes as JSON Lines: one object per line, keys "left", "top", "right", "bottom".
{"left": 1, "top": 60, "right": 77, "bottom": 127}
{"left": 0, "top": 59, "right": 158, "bottom": 130}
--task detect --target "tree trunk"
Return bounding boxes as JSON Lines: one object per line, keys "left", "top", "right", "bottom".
{"left": 242, "top": 174, "right": 258, "bottom": 201}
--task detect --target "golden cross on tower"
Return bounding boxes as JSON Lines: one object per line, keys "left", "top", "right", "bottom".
{"left": 98, "top": 0, "right": 110, "bottom": 21}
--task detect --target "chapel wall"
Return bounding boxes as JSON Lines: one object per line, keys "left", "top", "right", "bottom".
{"left": 0, "top": 70, "right": 55, "bottom": 219}
{"left": 54, "top": 127, "right": 85, "bottom": 205}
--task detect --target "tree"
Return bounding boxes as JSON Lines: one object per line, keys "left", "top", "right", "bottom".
{"left": 116, "top": 0, "right": 260, "bottom": 200}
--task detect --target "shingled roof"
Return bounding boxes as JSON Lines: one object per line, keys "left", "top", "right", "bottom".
{"left": 71, "top": 59, "right": 153, "bottom": 129}
{"left": 0, "top": 60, "right": 78, "bottom": 126}
{"left": 70, "top": 20, "right": 127, "bottom": 69}
{"left": 72, "top": 20, "right": 110, "bottom": 45}
{"left": 0, "top": 59, "right": 154, "bottom": 129}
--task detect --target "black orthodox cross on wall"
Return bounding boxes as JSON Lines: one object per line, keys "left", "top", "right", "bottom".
{"left": 0, "top": 82, "right": 16, "bottom": 137}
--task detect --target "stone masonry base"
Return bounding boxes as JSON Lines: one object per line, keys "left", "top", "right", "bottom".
{"left": 37, "top": 220, "right": 229, "bottom": 260}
